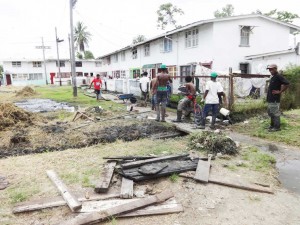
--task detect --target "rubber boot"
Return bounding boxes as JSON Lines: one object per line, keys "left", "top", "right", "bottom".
{"left": 172, "top": 111, "right": 183, "bottom": 123}
{"left": 209, "top": 116, "right": 216, "bottom": 129}
{"left": 198, "top": 117, "right": 206, "bottom": 129}
{"left": 268, "top": 116, "right": 274, "bottom": 129}
{"left": 269, "top": 116, "right": 281, "bottom": 132}
{"left": 155, "top": 105, "right": 160, "bottom": 122}
{"left": 161, "top": 106, "right": 166, "bottom": 122}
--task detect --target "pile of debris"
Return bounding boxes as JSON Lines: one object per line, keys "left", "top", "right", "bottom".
{"left": 189, "top": 131, "right": 238, "bottom": 155}
{"left": 12, "top": 154, "right": 274, "bottom": 224}
{"left": 0, "top": 103, "right": 34, "bottom": 131}
{"left": 15, "top": 86, "right": 36, "bottom": 97}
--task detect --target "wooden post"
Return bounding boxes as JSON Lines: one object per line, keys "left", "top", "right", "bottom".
{"left": 46, "top": 170, "right": 82, "bottom": 212}
{"left": 228, "top": 67, "right": 234, "bottom": 110}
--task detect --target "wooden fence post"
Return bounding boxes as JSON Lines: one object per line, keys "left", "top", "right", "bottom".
{"left": 228, "top": 67, "right": 234, "bottom": 110}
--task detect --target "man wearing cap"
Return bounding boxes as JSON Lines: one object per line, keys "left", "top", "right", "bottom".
{"left": 199, "top": 72, "right": 226, "bottom": 129}
{"left": 266, "top": 64, "right": 289, "bottom": 132}
{"left": 139, "top": 71, "right": 150, "bottom": 102}
{"left": 154, "top": 65, "right": 172, "bottom": 122}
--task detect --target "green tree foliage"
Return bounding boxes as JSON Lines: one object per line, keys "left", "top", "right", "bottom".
{"left": 84, "top": 50, "right": 95, "bottom": 59}
{"left": 132, "top": 35, "right": 146, "bottom": 44}
{"left": 281, "top": 65, "right": 300, "bottom": 109}
{"left": 253, "top": 9, "right": 299, "bottom": 23}
{"left": 74, "top": 21, "right": 92, "bottom": 52}
{"left": 214, "top": 4, "right": 234, "bottom": 18}
{"left": 76, "top": 52, "right": 83, "bottom": 59}
{"left": 157, "top": 3, "right": 184, "bottom": 30}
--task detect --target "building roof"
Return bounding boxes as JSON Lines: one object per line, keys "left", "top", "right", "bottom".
{"left": 2, "top": 58, "right": 102, "bottom": 62}
{"left": 245, "top": 48, "right": 296, "bottom": 59}
{"left": 98, "top": 14, "right": 300, "bottom": 59}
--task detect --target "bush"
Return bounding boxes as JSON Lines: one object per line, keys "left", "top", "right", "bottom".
{"left": 281, "top": 65, "right": 300, "bottom": 109}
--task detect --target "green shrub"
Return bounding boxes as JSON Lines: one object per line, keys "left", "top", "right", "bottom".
{"left": 281, "top": 65, "right": 300, "bottom": 109}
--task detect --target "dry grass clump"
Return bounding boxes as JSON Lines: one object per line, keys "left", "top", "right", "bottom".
{"left": 0, "top": 103, "right": 33, "bottom": 131}
{"left": 15, "top": 86, "right": 36, "bottom": 97}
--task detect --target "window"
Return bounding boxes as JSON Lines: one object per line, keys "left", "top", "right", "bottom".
{"left": 167, "top": 66, "right": 178, "bottom": 78}
{"left": 185, "top": 28, "right": 198, "bottom": 48}
{"left": 12, "top": 61, "right": 21, "bottom": 67}
{"left": 144, "top": 43, "right": 150, "bottom": 56}
{"left": 240, "top": 26, "right": 251, "bottom": 46}
{"left": 180, "top": 65, "right": 196, "bottom": 82}
{"left": 28, "top": 73, "right": 43, "bottom": 80}
{"left": 132, "top": 69, "right": 140, "bottom": 78}
{"left": 113, "top": 70, "right": 120, "bottom": 79}
{"left": 112, "top": 54, "right": 118, "bottom": 63}
{"left": 32, "top": 61, "right": 42, "bottom": 67}
{"left": 56, "top": 61, "right": 65, "bottom": 67}
{"left": 160, "top": 36, "right": 172, "bottom": 53}
{"left": 132, "top": 48, "right": 137, "bottom": 59}
{"left": 95, "top": 61, "right": 102, "bottom": 67}
{"left": 76, "top": 72, "right": 83, "bottom": 76}
{"left": 12, "top": 73, "right": 29, "bottom": 80}
{"left": 60, "top": 72, "right": 71, "bottom": 78}
{"left": 240, "top": 63, "right": 249, "bottom": 74}
{"left": 120, "top": 70, "right": 126, "bottom": 78}
{"left": 75, "top": 61, "right": 82, "bottom": 67}
{"left": 121, "top": 51, "right": 126, "bottom": 61}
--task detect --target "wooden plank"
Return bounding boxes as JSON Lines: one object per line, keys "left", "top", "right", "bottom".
{"left": 121, "top": 154, "right": 189, "bottom": 169}
{"left": 13, "top": 194, "right": 119, "bottom": 214}
{"left": 194, "top": 156, "right": 211, "bottom": 183}
{"left": 60, "top": 190, "right": 174, "bottom": 225}
{"left": 46, "top": 170, "right": 82, "bottom": 212}
{"left": 179, "top": 172, "right": 274, "bottom": 194}
{"left": 79, "top": 198, "right": 183, "bottom": 217}
{"left": 103, "top": 156, "right": 156, "bottom": 160}
{"left": 120, "top": 178, "right": 133, "bottom": 199}
{"left": 94, "top": 161, "right": 117, "bottom": 193}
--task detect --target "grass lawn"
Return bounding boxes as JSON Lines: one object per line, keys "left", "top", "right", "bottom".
{"left": 231, "top": 108, "right": 300, "bottom": 147}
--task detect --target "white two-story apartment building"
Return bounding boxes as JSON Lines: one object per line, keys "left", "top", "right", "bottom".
{"left": 2, "top": 59, "right": 102, "bottom": 86}
{"left": 98, "top": 14, "right": 300, "bottom": 80}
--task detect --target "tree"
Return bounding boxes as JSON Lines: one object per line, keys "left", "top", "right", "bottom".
{"left": 157, "top": 3, "right": 184, "bottom": 30}
{"left": 132, "top": 35, "right": 146, "bottom": 44}
{"left": 253, "top": 9, "right": 299, "bottom": 23}
{"left": 214, "top": 4, "right": 234, "bottom": 18}
{"left": 84, "top": 50, "right": 95, "bottom": 59}
{"left": 76, "top": 52, "right": 83, "bottom": 59}
{"left": 74, "top": 21, "right": 92, "bottom": 52}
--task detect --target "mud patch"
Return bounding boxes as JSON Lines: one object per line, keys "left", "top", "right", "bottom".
{"left": 0, "top": 121, "right": 175, "bottom": 158}
{"left": 15, "top": 99, "right": 75, "bottom": 113}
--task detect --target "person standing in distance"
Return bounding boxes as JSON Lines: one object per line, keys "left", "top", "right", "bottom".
{"left": 266, "top": 64, "right": 289, "bottom": 132}
{"left": 139, "top": 71, "right": 150, "bottom": 102}
{"left": 154, "top": 65, "right": 172, "bottom": 122}
{"left": 89, "top": 74, "right": 102, "bottom": 100}
{"left": 199, "top": 72, "right": 226, "bottom": 129}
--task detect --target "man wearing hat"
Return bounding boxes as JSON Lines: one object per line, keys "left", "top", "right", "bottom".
{"left": 266, "top": 64, "right": 289, "bottom": 132}
{"left": 139, "top": 71, "right": 150, "bottom": 102}
{"left": 199, "top": 72, "right": 226, "bottom": 129}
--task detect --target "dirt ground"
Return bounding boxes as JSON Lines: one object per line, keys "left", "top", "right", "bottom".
{"left": 0, "top": 86, "right": 300, "bottom": 225}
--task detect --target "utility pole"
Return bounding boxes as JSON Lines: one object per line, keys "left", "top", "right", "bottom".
{"left": 35, "top": 38, "right": 51, "bottom": 85}
{"left": 70, "top": 0, "right": 77, "bottom": 97}
{"left": 55, "top": 27, "right": 64, "bottom": 86}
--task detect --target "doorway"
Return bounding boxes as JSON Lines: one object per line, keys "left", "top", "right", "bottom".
{"left": 6, "top": 74, "right": 12, "bottom": 85}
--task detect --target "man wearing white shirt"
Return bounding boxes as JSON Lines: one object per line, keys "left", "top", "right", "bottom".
{"left": 199, "top": 72, "right": 226, "bottom": 129}
{"left": 139, "top": 71, "right": 150, "bottom": 101}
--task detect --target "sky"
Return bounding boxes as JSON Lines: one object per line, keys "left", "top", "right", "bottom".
{"left": 0, "top": 0, "right": 300, "bottom": 61}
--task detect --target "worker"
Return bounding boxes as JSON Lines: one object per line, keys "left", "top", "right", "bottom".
{"left": 89, "top": 74, "right": 102, "bottom": 100}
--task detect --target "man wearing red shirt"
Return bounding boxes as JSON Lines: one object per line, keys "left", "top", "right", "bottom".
{"left": 89, "top": 74, "right": 102, "bottom": 100}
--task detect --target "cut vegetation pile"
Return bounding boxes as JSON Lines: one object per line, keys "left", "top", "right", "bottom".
{"left": 15, "top": 86, "right": 37, "bottom": 97}
{"left": 0, "top": 103, "right": 34, "bottom": 131}
{"left": 189, "top": 131, "right": 238, "bottom": 155}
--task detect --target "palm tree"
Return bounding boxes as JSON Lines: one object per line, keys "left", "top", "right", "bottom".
{"left": 74, "top": 21, "right": 91, "bottom": 52}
